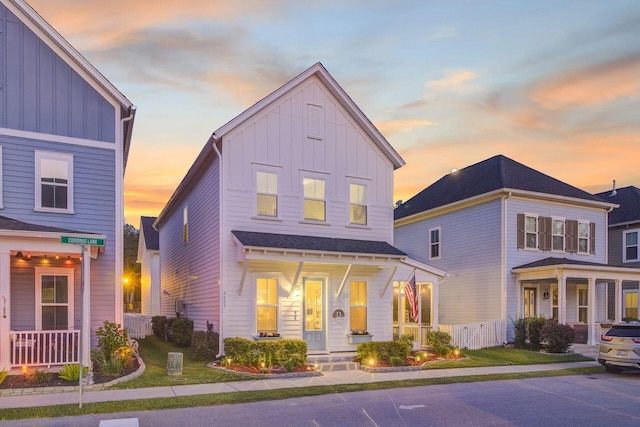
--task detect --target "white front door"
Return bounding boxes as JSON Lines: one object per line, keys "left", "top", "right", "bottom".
{"left": 303, "top": 278, "right": 326, "bottom": 351}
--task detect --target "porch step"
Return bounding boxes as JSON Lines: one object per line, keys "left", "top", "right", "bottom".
{"left": 316, "top": 361, "right": 361, "bottom": 372}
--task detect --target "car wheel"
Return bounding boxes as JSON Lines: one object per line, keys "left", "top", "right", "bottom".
{"left": 605, "top": 365, "right": 622, "bottom": 374}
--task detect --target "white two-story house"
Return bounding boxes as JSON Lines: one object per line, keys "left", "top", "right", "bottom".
{"left": 394, "top": 155, "right": 640, "bottom": 347}
{"left": 0, "top": 0, "right": 135, "bottom": 370}
{"left": 155, "top": 63, "right": 445, "bottom": 354}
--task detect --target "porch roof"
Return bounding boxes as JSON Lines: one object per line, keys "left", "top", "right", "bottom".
{"left": 231, "top": 230, "right": 406, "bottom": 257}
{"left": 0, "top": 215, "right": 95, "bottom": 235}
{"left": 512, "top": 257, "right": 640, "bottom": 281}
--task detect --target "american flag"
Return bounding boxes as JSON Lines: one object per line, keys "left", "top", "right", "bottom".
{"left": 404, "top": 273, "right": 419, "bottom": 322}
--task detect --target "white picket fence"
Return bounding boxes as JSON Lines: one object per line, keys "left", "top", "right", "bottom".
{"left": 123, "top": 314, "right": 154, "bottom": 339}
{"left": 439, "top": 319, "right": 507, "bottom": 350}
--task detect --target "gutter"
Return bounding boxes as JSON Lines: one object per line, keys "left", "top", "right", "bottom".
{"left": 121, "top": 106, "right": 137, "bottom": 171}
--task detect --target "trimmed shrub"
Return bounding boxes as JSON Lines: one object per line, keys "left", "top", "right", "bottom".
{"left": 425, "top": 330, "right": 454, "bottom": 356}
{"left": 513, "top": 318, "right": 528, "bottom": 349}
{"left": 0, "top": 369, "right": 7, "bottom": 385}
{"left": 527, "top": 317, "right": 547, "bottom": 350}
{"left": 390, "top": 356, "right": 404, "bottom": 367}
{"left": 223, "top": 338, "right": 307, "bottom": 371}
{"left": 58, "top": 364, "right": 88, "bottom": 381}
{"left": 171, "top": 318, "right": 194, "bottom": 347}
{"left": 393, "top": 333, "right": 415, "bottom": 347}
{"left": 192, "top": 330, "right": 219, "bottom": 362}
{"left": 356, "top": 340, "right": 411, "bottom": 364}
{"left": 95, "top": 321, "right": 129, "bottom": 359}
{"left": 541, "top": 322, "right": 574, "bottom": 353}
{"left": 151, "top": 316, "right": 168, "bottom": 339}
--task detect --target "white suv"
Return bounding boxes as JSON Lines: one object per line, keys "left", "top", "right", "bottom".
{"left": 598, "top": 321, "right": 640, "bottom": 373}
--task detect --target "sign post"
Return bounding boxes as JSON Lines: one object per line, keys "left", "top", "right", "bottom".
{"left": 61, "top": 235, "right": 105, "bottom": 408}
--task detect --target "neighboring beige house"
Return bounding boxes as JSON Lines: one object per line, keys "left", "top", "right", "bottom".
{"left": 137, "top": 216, "right": 160, "bottom": 316}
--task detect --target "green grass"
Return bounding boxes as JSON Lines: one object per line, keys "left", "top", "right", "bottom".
{"left": 112, "top": 336, "right": 246, "bottom": 388}
{"left": 0, "top": 366, "right": 604, "bottom": 421}
{"left": 425, "top": 347, "right": 593, "bottom": 369}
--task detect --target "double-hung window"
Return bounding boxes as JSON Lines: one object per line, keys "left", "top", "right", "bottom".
{"left": 429, "top": 227, "right": 441, "bottom": 260}
{"left": 303, "top": 177, "right": 325, "bottom": 221}
{"left": 35, "top": 268, "right": 74, "bottom": 330}
{"left": 349, "top": 281, "right": 367, "bottom": 331}
{"left": 257, "top": 171, "right": 278, "bottom": 217}
{"left": 525, "top": 214, "right": 538, "bottom": 249}
{"left": 349, "top": 184, "right": 367, "bottom": 225}
{"left": 623, "top": 230, "right": 639, "bottom": 262}
{"left": 578, "top": 221, "right": 590, "bottom": 254}
{"left": 35, "top": 151, "right": 73, "bottom": 213}
{"left": 256, "top": 278, "right": 278, "bottom": 333}
{"left": 552, "top": 218, "right": 565, "bottom": 251}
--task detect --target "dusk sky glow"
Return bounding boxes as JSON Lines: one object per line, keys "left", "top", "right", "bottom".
{"left": 28, "top": 0, "right": 640, "bottom": 226}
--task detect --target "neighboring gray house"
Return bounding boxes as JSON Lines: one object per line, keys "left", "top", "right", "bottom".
{"left": 137, "top": 216, "right": 160, "bottom": 316}
{"left": 394, "top": 155, "right": 640, "bottom": 346}
{"left": 155, "top": 63, "right": 445, "bottom": 354}
{"left": 0, "top": 0, "right": 135, "bottom": 370}
{"left": 596, "top": 185, "right": 640, "bottom": 320}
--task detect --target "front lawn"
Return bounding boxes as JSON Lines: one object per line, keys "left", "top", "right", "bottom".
{"left": 424, "top": 346, "right": 593, "bottom": 369}
{"left": 112, "top": 336, "right": 246, "bottom": 388}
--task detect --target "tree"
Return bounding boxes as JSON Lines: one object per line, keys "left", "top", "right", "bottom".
{"left": 123, "top": 224, "right": 141, "bottom": 312}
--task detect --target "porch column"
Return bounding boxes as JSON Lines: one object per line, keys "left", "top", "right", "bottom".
{"left": 614, "top": 279, "right": 622, "bottom": 323}
{"left": 81, "top": 246, "right": 91, "bottom": 366}
{"left": 0, "top": 251, "right": 10, "bottom": 370}
{"left": 558, "top": 274, "right": 567, "bottom": 324}
{"left": 515, "top": 280, "right": 522, "bottom": 318}
{"left": 588, "top": 278, "right": 597, "bottom": 345}
{"left": 432, "top": 282, "right": 439, "bottom": 331}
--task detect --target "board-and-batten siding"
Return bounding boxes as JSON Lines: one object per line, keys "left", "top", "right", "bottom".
{"left": 159, "top": 156, "right": 220, "bottom": 333}
{"left": 0, "top": 4, "right": 116, "bottom": 142}
{"left": 394, "top": 199, "right": 504, "bottom": 324}
{"left": 222, "top": 75, "right": 394, "bottom": 243}
{"left": 2, "top": 134, "right": 118, "bottom": 331}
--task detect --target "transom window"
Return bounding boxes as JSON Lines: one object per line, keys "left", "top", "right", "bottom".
{"left": 624, "top": 230, "right": 639, "bottom": 262}
{"left": 349, "top": 184, "right": 367, "bottom": 225}
{"left": 349, "top": 281, "right": 367, "bottom": 331}
{"left": 429, "top": 227, "right": 441, "bottom": 260}
{"left": 257, "top": 171, "right": 278, "bottom": 217}
{"left": 35, "top": 268, "right": 74, "bottom": 330}
{"left": 552, "top": 219, "right": 565, "bottom": 251}
{"left": 256, "top": 278, "right": 278, "bottom": 332}
{"left": 525, "top": 215, "right": 537, "bottom": 249}
{"left": 35, "top": 151, "right": 74, "bottom": 212}
{"left": 303, "top": 178, "right": 326, "bottom": 221}
{"left": 578, "top": 221, "right": 589, "bottom": 254}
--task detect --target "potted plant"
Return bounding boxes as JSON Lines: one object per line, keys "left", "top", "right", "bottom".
{"left": 347, "top": 330, "right": 373, "bottom": 344}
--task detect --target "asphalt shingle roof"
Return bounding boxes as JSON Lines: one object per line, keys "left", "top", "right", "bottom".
{"left": 231, "top": 230, "right": 406, "bottom": 256}
{"left": 0, "top": 215, "right": 92, "bottom": 234}
{"left": 513, "top": 257, "right": 638, "bottom": 270}
{"left": 395, "top": 155, "right": 607, "bottom": 220}
{"left": 140, "top": 216, "right": 159, "bottom": 251}
{"left": 595, "top": 186, "right": 640, "bottom": 226}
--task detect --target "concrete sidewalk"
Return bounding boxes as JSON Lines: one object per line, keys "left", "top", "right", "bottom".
{"left": 0, "top": 358, "right": 600, "bottom": 410}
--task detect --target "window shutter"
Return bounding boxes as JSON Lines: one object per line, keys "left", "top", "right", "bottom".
{"left": 517, "top": 213, "right": 525, "bottom": 249}
{"left": 566, "top": 219, "right": 578, "bottom": 253}
{"left": 538, "top": 216, "right": 552, "bottom": 251}
{"left": 590, "top": 222, "right": 596, "bottom": 254}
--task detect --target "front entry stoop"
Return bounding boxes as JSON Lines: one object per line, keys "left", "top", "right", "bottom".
{"left": 307, "top": 353, "right": 360, "bottom": 372}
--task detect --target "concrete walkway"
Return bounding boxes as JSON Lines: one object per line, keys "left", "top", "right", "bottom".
{"left": 0, "top": 349, "right": 600, "bottom": 410}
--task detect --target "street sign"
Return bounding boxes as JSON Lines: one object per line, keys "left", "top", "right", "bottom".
{"left": 60, "top": 235, "right": 105, "bottom": 246}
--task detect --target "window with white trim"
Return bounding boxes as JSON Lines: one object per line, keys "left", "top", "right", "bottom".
{"left": 183, "top": 206, "right": 188, "bottom": 243}
{"left": 257, "top": 171, "right": 278, "bottom": 217}
{"left": 35, "top": 151, "right": 74, "bottom": 212}
{"left": 349, "top": 281, "right": 367, "bottom": 331}
{"left": 577, "top": 221, "right": 589, "bottom": 254}
{"left": 525, "top": 214, "right": 538, "bottom": 249}
{"left": 623, "top": 230, "right": 639, "bottom": 262}
{"left": 349, "top": 183, "right": 367, "bottom": 225}
{"left": 577, "top": 286, "right": 588, "bottom": 323}
{"left": 35, "top": 267, "right": 74, "bottom": 330}
{"left": 303, "top": 177, "right": 325, "bottom": 221}
{"left": 429, "top": 227, "right": 441, "bottom": 260}
{"left": 256, "top": 278, "right": 278, "bottom": 332}
{"left": 552, "top": 218, "right": 565, "bottom": 251}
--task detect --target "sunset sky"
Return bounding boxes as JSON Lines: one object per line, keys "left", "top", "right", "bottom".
{"left": 29, "top": 0, "right": 640, "bottom": 226}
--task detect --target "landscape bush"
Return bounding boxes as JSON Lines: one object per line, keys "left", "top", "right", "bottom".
{"left": 223, "top": 337, "right": 307, "bottom": 371}
{"left": 151, "top": 316, "right": 168, "bottom": 339}
{"left": 513, "top": 317, "right": 547, "bottom": 350}
{"left": 171, "top": 318, "right": 194, "bottom": 347}
{"left": 541, "top": 322, "right": 574, "bottom": 353}
{"left": 93, "top": 320, "right": 134, "bottom": 376}
{"left": 356, "top": 340, "right": 412, "bottom": 365}
{"left": 58, "top": 364, "right": 88, "bottom": 381}
{"left": 426, "top": 330, "right": 455, "bottom": 356}
{"left": 191, "top": 326, "right": 219, "bottom": 362}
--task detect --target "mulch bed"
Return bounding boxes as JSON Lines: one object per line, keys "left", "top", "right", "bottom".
{"left": 0, "top": 358, "right": 139, "bottom": 390}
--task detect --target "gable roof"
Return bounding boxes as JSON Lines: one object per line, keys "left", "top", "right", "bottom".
{"left": 4, "top": 0, "right": 136, "bottom": 167}
{"left": 595, "top": 186, "right": 640, "bottom": 227}
{"left": 156, "top": 62, "right": 403, "bottom": 226}
{"left": 140, "top": 216, "right": 159, "bottom": 251}
{"left": 395, "top": 154, "right": 615, "bottom": 221}
{"left": 231, "top": 230, "right": 406, "bottom": 257}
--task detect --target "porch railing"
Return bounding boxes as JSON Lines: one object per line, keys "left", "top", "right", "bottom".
{"left": 123, "top": 314, "right": 154, "bottom": 339}
{"left": 10, "top": 330, "right": 80, "bottom": 367}
{"left": 439, "top": 319, "right": 507, "bottom": 350}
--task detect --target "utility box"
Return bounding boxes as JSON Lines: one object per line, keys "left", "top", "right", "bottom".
{"left": 167, "top": 352, "right": 183, "bottom": 376}
{"left": 175, "top": 299, "right": 185, "bottom": 315}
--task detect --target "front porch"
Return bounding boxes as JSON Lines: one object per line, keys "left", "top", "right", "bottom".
{"left": 512, "top": 257, "right": 640, "bottom": 345}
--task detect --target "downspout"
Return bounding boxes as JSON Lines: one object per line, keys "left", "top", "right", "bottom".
{"left": 211, "top": 135, "right": 224, "bottom": 357}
